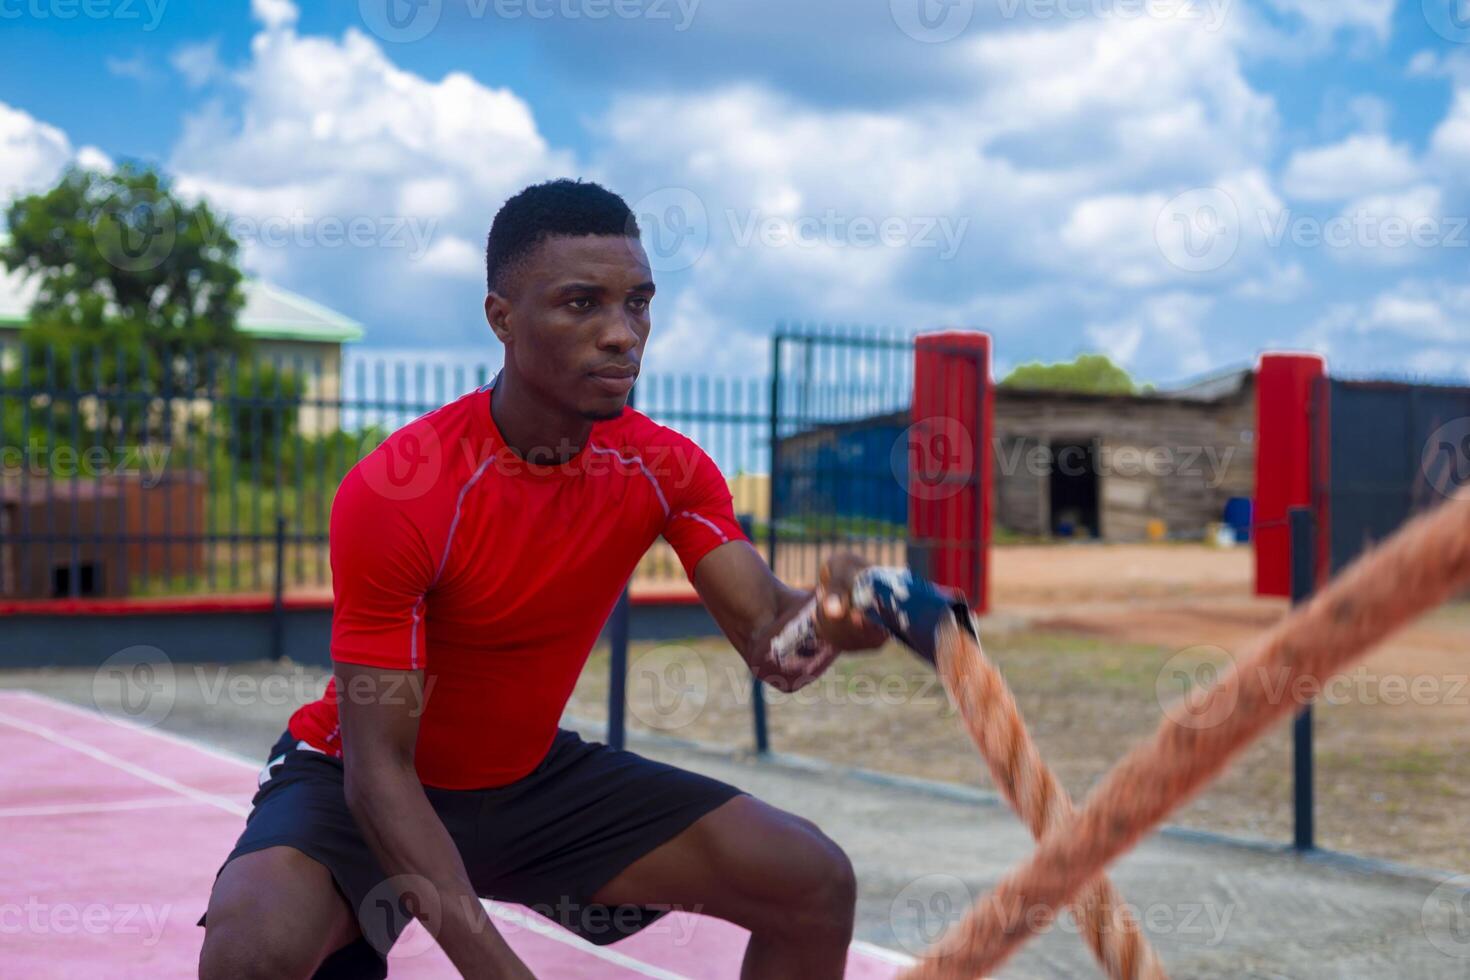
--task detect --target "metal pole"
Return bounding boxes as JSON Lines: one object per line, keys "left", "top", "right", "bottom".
{"left": 271, "top": 514, "right": 287, "bottom": 662}
{"left": 739, "top": 513, "right": 770, "bottom": 755}
{"left": 606, "top": 588, "right": 630, "bottom": 751}
{"left": 607, "top": 386, "right": 636, "bottom": 751}
{"left": 1289, "top": 505, "right": 1316, "bottom": 851}
{"left": 761, "top": 336, "right": 784, "bottom": 756}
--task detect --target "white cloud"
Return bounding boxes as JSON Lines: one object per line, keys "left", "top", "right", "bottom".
{"left": 1059, "top": 170, "right": 1283, "bottom": 288}
{"left": 419, "top": 236, "right": 482, "bottom": 280}
{"left": 1234, "top": 262, "right": 1307, "bottom": 302}
{"left": 171, "top": 40, "right": 225, "bottom": 89}
{"left": 1430, "top": 88, "right": 1470, "bottom": 173}
{"left": 74, "top": 146, "right": 114, "bottom": 173}
{"left": 105, "top": 52, "right": 156, "bottom": 84}
{"left": 168, "top": 18, "right": 572, "bottom": 343}
{"left": 1299, "top": 282, "right": 1470, "bottom": 363}
{"left": 1282, "top": 134, "right": 1422, "bottom": 200}
{"left": 0, "top": 101, "right": 111, "bottom": 205}
{"left": 1264, "top": 0, "right": 1396, "bottom": 40}
{"left": 1329, "top": 184, "right": 1446, "bottom": 266}
{"left": 251, "top": 0, "right": 298, "bottom": 31}
{"left": 964, "top": 15, "right": 1277, "bottom": 182}
{"left": 581, "top": 14, "right": 1286, "bottom": 371}
{"left": 1084, "top": 292, "right": 1215, "bottom": 377}
{"left": 646, "top": 286, "right": 766, "bottom": 377}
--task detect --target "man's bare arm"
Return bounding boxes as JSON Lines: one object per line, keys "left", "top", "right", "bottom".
{"left": 691, "top": 542, "right": 888, "bottom": 690}
{"left": 336, "top": 662, "right": 533, "bottom": 979}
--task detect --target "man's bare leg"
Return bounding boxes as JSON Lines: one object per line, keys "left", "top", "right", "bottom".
{"left": 591, "top": 795, "right": 857, "bottom": 980}
{"left": 199, "top": 846, "right": 364, "bottom": 980}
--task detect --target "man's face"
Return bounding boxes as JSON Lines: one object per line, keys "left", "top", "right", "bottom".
{"left": 487, "top": 234, "right": 654, "bottom": 421}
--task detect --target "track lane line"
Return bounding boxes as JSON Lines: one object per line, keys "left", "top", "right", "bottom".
{"left": 0, "top": 708, "right": 251, "bottom": 817}
{"left": 0, "top": 795, "right": 212, "bottom": 818}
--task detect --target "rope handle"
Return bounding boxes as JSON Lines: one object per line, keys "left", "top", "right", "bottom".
{"left": 770, "top": 566, "right": 1167, "bottom": 979}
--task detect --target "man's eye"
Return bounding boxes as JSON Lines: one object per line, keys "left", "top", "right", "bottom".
{"left": 567, "top": 297, "right": 594, "bottom": 311}
{"left": 628, "top": 296, "right": 651, "bottom": 312}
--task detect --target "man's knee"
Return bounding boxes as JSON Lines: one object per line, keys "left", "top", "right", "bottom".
{"left": 199, "top": 847, "right": 355, "bottom": 980}
{"left": 760, "top": 816, "right": 857, "bottom": 941}
{"left": 199, "top": 919, "right": 319, "bottom": 980}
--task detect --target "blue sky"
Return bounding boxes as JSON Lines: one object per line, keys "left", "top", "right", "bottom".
{"left": 3, "top": 0, "right": 1470, "bottom": 385}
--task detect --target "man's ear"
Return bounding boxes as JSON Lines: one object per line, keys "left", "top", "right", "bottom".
{"left": 485, "top": 292, "right": 512, "bottom": 343}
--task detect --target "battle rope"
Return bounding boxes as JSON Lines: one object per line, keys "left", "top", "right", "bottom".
{"left": 900, "top": 493, "right": 1470, "bottom": 978}
{"left": 771, "top": 570, "right": 1167, "bottom": 979}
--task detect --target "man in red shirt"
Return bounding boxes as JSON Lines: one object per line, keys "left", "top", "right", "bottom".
{"left": 199, "top": 179, "right": 887, "bottom": 979}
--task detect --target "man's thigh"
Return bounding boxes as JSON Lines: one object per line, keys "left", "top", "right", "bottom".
{"left": 200, "top": 845, "right": 361, "bottom": 977}
{"left": 588, "top": 794, "right": 852, "bottom": 927}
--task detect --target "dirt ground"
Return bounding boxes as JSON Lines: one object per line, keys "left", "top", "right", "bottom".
{"left": 570, "top": 542, "right": 1470, "bottom": 874}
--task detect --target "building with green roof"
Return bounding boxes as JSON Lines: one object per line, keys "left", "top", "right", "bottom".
{"left": 0, "top": 261, "right": 364, "bottom": 434}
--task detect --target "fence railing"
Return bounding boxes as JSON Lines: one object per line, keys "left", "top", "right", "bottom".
{"left": 1, "top": 328, "right": 975, "bottom": 605}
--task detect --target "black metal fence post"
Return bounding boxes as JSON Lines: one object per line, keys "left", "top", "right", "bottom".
{"left": 738, "top": 513, "right": 770, "bottom": 755}
{"left": 607, "top": 386, "right": 636, "bottom": 752}
{"left": 1289, "top": 505, "right": 1316, "bottom": 851}
{"left": 271, "top": 514, "right": 287, "bottom": 662}
{"left": 762, "top": 336, "right": 786, "bottom": 755}
{"left": 606, "top": 588, "right": 630, "bottom": 751}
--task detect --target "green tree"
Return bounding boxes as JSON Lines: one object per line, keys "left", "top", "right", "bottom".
{"left": 1, "top": 163, "right": 247, "bottom": 391}
{"left": 1000, "top": 354, "right": 1142, "bottom": 395}
{"left": 215, "top": 360, "right": 307, "bottom": 466}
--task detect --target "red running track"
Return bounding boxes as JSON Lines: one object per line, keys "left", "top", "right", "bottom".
{"left": 0, "top": 690, "right": 910, "bottom": 979}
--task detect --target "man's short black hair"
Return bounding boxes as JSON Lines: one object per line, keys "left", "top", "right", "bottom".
{"left": 485, "top": 178, "right": 639, "bottom": 293}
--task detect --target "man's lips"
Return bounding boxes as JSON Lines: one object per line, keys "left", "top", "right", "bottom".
{"left": 588, "top": 367, "right": 638, "bottom": 393}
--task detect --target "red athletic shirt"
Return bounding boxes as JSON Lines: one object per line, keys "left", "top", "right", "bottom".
{"left": 287, "top": 384, "right": 746, "bottom": 789}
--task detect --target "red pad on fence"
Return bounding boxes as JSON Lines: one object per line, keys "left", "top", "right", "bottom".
{"left": 910, "top": 332, "right": 993, "bottom": 613}
{"left": 1253, "top": 352, "right": 1326, "bottom": 597}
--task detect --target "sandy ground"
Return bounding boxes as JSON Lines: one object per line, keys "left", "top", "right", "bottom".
{"left": 571, "top": 542, "right": 1470, "bottom": 874}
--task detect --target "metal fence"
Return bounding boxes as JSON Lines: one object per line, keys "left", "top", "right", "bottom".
{"left": 0, "top": 327, "right": 972, "bottom": 604}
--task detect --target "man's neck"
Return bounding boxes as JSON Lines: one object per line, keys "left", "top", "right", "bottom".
{"left": 489, "top": 372, "right": 592, "bottom": 466}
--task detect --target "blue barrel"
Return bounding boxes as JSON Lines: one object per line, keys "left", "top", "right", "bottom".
{"left": 1224, "top": 497, "right": 1253, "bottom": 543}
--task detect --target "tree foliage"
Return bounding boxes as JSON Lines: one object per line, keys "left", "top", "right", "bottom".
{"left": 1000, "top": 354, "right": 1142, "bottom": 395}
{"left": 1, "top": 163, "right": 247, "bottom": 391}
{"left": 1, "top": 164, "right": 309, "bottom": 459}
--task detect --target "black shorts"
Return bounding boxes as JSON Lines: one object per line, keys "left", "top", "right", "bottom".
{"left": 208, "top": 728, "right": 744, "bottom": 968}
